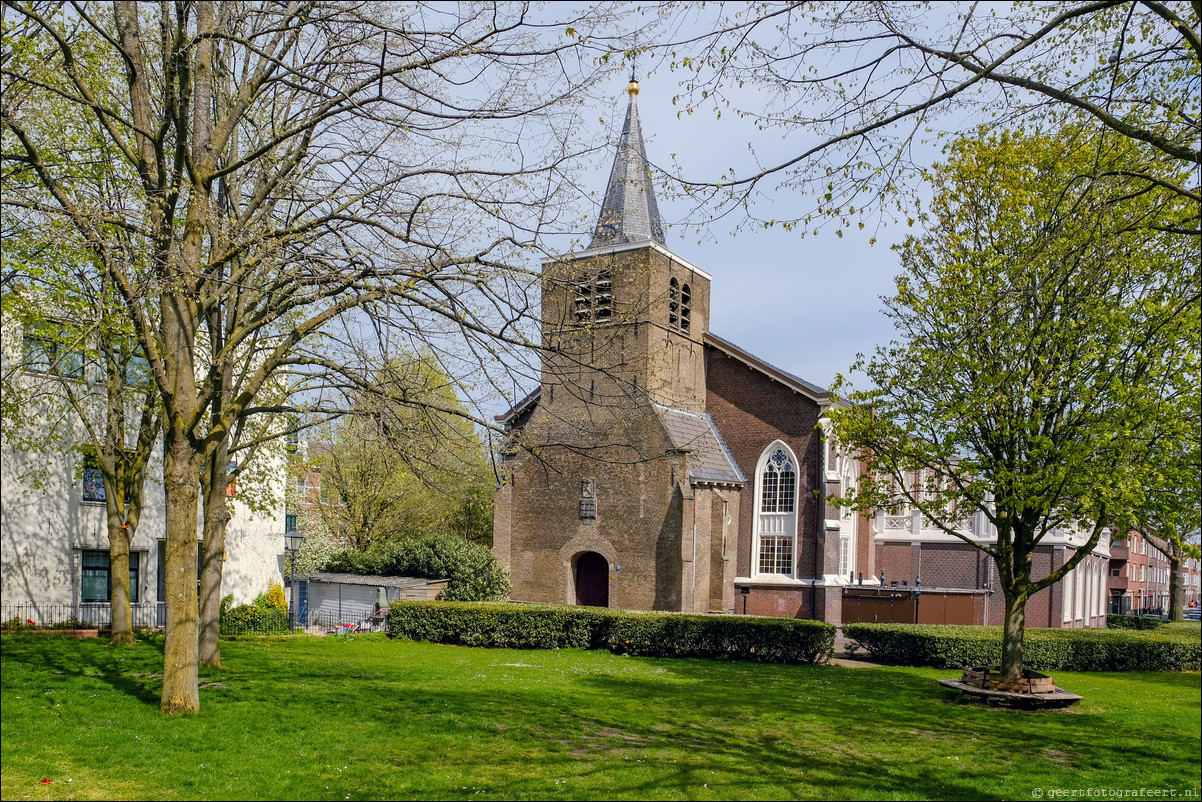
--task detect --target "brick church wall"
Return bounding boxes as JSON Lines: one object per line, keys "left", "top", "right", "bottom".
{"left": 704, "top": 347, "right": 825, "bottom": 580}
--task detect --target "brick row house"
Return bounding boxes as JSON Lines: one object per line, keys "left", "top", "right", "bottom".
{"left": 492, "top": 78, "right": 1110, "bottom": 628}
{"left": 1108, "top": 532, "right": 1178, "bottom": 615}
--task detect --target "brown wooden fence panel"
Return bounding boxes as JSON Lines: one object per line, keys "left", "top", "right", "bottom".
{"left": 843, "top": 589, "right": 985, "bottom": 625}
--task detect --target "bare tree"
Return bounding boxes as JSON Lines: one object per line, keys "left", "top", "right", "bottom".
{"left": 2, "top": 1, "right": 617, "bottom": 713}
{"left": 643, "top": 1, "right": 1199, "bottom": 233}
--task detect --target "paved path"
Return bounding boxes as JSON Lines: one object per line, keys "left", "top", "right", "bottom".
{"left": 828, "top": 630, "right": 886, "bottom": 668}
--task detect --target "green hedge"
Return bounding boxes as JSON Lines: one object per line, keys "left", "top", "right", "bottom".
{"left": 843, "top": 623, "right": 1200, "bottom": 671}
{"left": 388, "top": 602, "right": 834, "bottom": 664}
{"left": 1106, "top": 614, "right": 1165, "bottom": 630}
{"left": 221, "top": 604, "right": 289, "bottom": 636}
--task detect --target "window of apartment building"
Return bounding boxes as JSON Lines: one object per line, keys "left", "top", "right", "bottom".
{"left": 1062, "top": 568, "right": 1074, "bottom": 622}
{"left": 23, "top": 332, "right": 85, "bottom": 378}
{"left": 1140, "top": 564, "right": 1146, "bottom": 582}
{"left": 82, "top": 550, "right": 140, "bottom": 603}
{"left": 81, "top": 450, "right": 106, "bottom": 504}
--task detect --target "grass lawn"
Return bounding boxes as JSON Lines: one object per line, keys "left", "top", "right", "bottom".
{"left": 1, "top": 634, "right": 1199, "bottom": 801}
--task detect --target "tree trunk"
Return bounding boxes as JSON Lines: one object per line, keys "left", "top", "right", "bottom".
{"left": 1168, "top": 554, "right": 1185, "bottom": 622}
{"left": 199, "top": 443, "right": 231, "bottom": 668}
{"left": 161, "top": 431, "right": 201, "bottom": 714}
{"left": 108, "top": 524, "right": 134, "bottom": 645}
{"left": 1000, "top": 588, "right": 1029, "bottom": 679}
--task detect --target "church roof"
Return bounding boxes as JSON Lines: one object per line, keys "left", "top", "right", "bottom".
{"left": 654, "top": 403, "right": 746, "bottom": 486}
{"left": 589, "top": 80, "right": 666, "bottom": 248}
{"left": 495, "top": 386, "right": 540, "bottom": 426}
{"left": 703, "top": 332, "right": 831, "bottom": 402}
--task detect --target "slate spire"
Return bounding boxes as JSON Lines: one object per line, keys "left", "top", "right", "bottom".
{"left": 589, "top": 78, "right": 666, "bottom": 248}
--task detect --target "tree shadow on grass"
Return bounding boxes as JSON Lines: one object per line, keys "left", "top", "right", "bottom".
{"left": 332, "top": 654, "right": 1198, "bottom": 800}
{"left": 0, "top": 633, "right": 165, "bottom": 707}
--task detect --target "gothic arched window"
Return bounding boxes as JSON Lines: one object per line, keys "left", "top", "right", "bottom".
{"left": 669, "top": 278, "right": 680, "bottom": 327}
{"left": 755, "top": 444, "right": 798, "bottom": 576}
{"left": 575, "top": 269, "right": 614, "bottom": 324}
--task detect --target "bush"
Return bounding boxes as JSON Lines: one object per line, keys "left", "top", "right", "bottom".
{"left": 266, "top": 580, "right": 288, "bottom": 612}
{"left": 221, "top": 604, "right": 289, "bottom": 636}
{"left": 323, "top": 534, "right": 510, "bottom": 601}
{"left": 843, "top": 623, "right": 1200, "bottom": 672}
{"left": 1107, "top": 614, "right": 1165, "bottom": 630}
{"left": 387, "top": 602, "right": 835, "bottom": 664}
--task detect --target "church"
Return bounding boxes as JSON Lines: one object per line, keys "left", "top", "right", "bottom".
{"left": 491, "top": 78, "right": 1110, "bottom": 628}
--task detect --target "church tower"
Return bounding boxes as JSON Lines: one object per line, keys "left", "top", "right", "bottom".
{"left": 494, "top": 77, "right": 742, "bottom": 614}
{"left": 540, "top": 77, "right": 712, "bottom": 416}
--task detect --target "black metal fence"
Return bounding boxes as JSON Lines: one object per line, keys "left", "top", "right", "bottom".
{"left": 1, "top": 601, "right": 164, "bottom": 629}
{"left": 1, "top": 601, "right": 385, "bottom": 636}
{"left": 220, "top": 608, "right": 387, "bottom": 636}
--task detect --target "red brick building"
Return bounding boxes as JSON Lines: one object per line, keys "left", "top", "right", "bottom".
{"left": 493, "top": 79, "right": 1109, "bottom": 627}
{"left": 1108, "top": 532, "right": 1173, "bottom": 615}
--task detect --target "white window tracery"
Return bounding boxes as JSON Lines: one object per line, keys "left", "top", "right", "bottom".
{"left": 754, "top": 444, "right": 798, "bottom": 577}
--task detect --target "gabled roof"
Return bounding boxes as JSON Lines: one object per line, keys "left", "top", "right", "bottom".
{"left": 305, "top": 572, "right": 448, "bottom": 588}
{"left": 654, "top": 403, "right": 745, "bottom": 486}
{"left": 495, "top": 386, "right": 541, "bottom": 426}
{"left": 704, "top": 332, "right": 832, "bottom": 403}
{"left": 589, "top": 80, "right": 666, "bottom": 248}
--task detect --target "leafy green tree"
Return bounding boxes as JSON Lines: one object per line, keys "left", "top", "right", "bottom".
{"left": 828, "top": 126, "right": 1199, "bottom": 679}
{"left": 324, "top": 533, "right": 510, "bottom": 602}
{"left": 304, "top": 353, "right": 495, "bottom": 550}
{"left": 1130, "top": 369, "right": 1201, "bottom": 621}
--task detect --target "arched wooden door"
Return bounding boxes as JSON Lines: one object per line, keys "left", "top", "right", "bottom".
{"left": 575, "top": 552, "right": 609, "bottom": 607}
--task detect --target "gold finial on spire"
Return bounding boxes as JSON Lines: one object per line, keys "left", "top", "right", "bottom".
{"left": 627, "top": 79, "right": 639, "bottom": 96}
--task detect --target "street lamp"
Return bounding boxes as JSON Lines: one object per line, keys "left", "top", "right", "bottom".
{"left": 284, "top": 530, "right": 305, "bottom": 631}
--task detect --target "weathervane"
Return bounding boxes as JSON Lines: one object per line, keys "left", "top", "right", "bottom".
{"left": 630, "top": 32, "right": 639, "bottom": 83}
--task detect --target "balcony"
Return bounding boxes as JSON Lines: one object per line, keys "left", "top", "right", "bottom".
{"left": 1108, "top": 574, "right": 1130, "bottom": 592}
{"left": 1110, "top": 543, "right": 1129, "bottom": 560}
{"left": 874, "top": 509, "right": 982, "bottom": 540}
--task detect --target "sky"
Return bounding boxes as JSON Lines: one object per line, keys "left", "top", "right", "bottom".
{"left": 571, "top": 75, "right": 912, "bottom": 396}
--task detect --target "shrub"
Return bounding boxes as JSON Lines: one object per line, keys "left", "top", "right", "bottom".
{"left": 323, "top": 534, "right": 510, "bottom": 601}
{"left": 843, "top": 623, "right": 1200, "bottom": 671}
{"left": 1106, "top": 614, "right": 1164, "bottom": 630}
{"left": 266, "top": 580, "right": 288, "bottom": 612}
{"left": 387, "top": 602, "right": 835, "bottom": 664}
{"left": 221, "top": 604, "right": 289, "bottom": 636}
